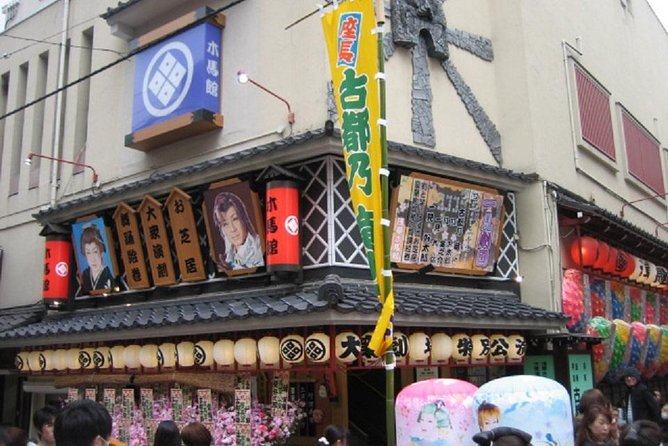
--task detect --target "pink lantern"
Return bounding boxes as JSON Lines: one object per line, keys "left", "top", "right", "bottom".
{"left": 396, "top": 379, "right": 478, "bottom": 446}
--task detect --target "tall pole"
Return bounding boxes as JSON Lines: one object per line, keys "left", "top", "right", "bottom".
{"left": 375, "top": 1, "right": 396, "bottom": 445}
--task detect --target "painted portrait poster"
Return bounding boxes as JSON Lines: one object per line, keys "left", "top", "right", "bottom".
{"left": 71, "top": 216, "right": 118, "bottom": 295}
{"left": 203, "top": 180, "right": 265, "bottom": 275}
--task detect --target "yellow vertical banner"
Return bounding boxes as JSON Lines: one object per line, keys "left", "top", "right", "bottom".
{"left": 322, "top": 0, "right": 394, "bottom": 356}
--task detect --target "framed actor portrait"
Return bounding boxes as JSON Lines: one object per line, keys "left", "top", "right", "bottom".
{"left": 71, "top": 216, "right": 119, "bottom": 295}
{"left": 203, "top": 179, "right": 265, "bottom": 275}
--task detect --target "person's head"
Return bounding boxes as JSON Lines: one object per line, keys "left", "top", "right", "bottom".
{"left": 620, "top": 368, "right": 641, "bottom": 388}
{"left": 652, "top": 390, "right": 661, "bottom": 402}
{"left": 180, "top": 423, "right": 210, "bottom": 446}
{"left": 661, "top": 403, "right": 668, "bottom": 420}
{"left": 80, "top": 225, "right": 106, "bottom": 271}
{"left": 577, "top": 405, "right": 612, "bottom": 444}
{"left": 577, "top": 388, "right": 610, "bottom": 414}
{"left": 319, "top": 425, "right": 348, "bottom": 446}
{"left": 154, "top": 420, "right": 181, "bottom": 446}
{"left": 33, "top": 406, "right": 58, "bottom": 444}
{"left": 620, "top": 420, "right": 662, "bottom": 446}
{"left": 472, "top": 427, "right": 533, "bottom": 446}
{"left": 213, "top": 192, "right": 256, "bottom": 249}
{"left": 5, "top": 427, "right": 27, "bottom": 446}
{"left": 54, "top": 399, "right": 112, "bottom": 446}
{"left": 477, "top": 402, "right": 501, "bottom": 431}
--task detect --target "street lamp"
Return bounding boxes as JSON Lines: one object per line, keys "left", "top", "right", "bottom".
{"left": 237, "top": 70, "right": 295, "bottom": 125}
{"left": 25, "top": 152, "right": 99, "bottom": 187}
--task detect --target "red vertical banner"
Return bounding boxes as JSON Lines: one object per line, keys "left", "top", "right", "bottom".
{"left": 43, "top": 236, "right": 71, "bottom": 303}
{"left": 265, "top": 180, "right": 301, "bottom": 272}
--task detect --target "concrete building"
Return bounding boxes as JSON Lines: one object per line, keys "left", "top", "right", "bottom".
{"left": 0, "top": 0, "right": 666, "bottom": 443}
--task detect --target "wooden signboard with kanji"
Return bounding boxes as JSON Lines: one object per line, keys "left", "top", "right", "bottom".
{"left": 113, "top": 203, "right": 151, "bottom": 289}
{"left": 138, "top": 196, "right": 176, "bottom": 286}
{"left": 164, "top": 188, "right": 206, "bottom": 281}
{"left": 390, "top": 173, "right": 505, "bottom": 275}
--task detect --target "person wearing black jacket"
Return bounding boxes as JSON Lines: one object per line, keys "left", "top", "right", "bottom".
{"left": 619, "top": 368, "right": 661, "bottom": 425}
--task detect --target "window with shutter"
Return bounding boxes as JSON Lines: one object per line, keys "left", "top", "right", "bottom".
{"left": 622, "top": 110, "right": 664, "bottom": 194}
{"left": 574, "top": 65, "right": 616, "bottom": 160}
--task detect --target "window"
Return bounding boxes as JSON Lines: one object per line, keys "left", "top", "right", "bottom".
{"left": 574, "top": 65, "right": 616, "bottom": 160}
{"left": 622, "top": 109, "right": 664, "bottom": 194}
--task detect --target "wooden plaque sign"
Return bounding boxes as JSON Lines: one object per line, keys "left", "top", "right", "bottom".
{"left": 165, "top": 188, "right": 206, "bottom": 281}
{"left": 113, "top": 203, "right": 151, "bottom": 289}
{"left": 138, "top": 196, "right": 176, "bottom": 286}
{"left": 390, "top": 173, "right": 504, "bottom": 275}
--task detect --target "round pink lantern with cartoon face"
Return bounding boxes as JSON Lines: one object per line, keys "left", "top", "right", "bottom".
{"left": 396, "top": 378, "right": 478, "bottom": 446}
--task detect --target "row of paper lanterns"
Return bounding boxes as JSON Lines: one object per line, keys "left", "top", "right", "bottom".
{"left": 15, "top": 331, "right": 526, "bottom": 373}
{"left": 570, "top": 237, "right": 668, "bottom": 289}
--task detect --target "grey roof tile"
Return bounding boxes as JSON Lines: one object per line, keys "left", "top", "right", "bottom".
{"left": 0, "top": 280, "right": 565, "bottom": 344}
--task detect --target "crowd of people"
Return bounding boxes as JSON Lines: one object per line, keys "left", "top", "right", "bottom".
{"left": 3, "top": 369, "right": 668, "bottom": 446}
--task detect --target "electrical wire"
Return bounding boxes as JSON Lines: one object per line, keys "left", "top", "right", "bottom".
{"left": 2, "top": 33, "right": 125, "bottom": 56}
{"left": 0, "top": 0, "right": 246, "bottom": 122}
{"left": 1, "top": 13, "right": 99, "bottom": 59}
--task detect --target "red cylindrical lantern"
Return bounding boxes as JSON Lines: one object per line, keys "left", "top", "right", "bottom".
{"left": 616, "top": 251, "right": 636, "bottom": 278}
{"left": 570, "top": 236, "right": 599, "bottom": 266}
{"left": 603, "top": 247, "right": 619, "bottom": 275}
{"left": 43, "top": 235, "right": 72, "bottom": 306}
{"left": 265, "top": 180, "right": 301, "bottom": 273}
{"left": 592, "top": 241, "right": 610, "bottom": 270}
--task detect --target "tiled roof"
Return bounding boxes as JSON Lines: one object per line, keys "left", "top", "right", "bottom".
{"left": 0, "top": 302, "right": 47, "bottom": 333}
{"left": 0, "top": 278, "right": 564, "bottom": 348}
{"left": 101, "top": 0, "right": 142, "bottom": 19}
{"left": 553, "top": 184, "right": 668, "bottom": 256}
{"left": 34, "top": 129, "right": 536, "bottom": 221}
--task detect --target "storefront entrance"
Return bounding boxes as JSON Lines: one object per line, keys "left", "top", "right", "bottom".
{"left": 348, "top": 369, "right": 401, "bottom": 446}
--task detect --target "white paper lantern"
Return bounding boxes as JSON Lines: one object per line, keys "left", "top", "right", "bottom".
{"left": 67, "top": 348, "right": 81, "bottom": 370}
{"left": 158, "top": 343, "right": 177, "bottom": 368}
{"left": 28, "top": 351, "right": 43, "bottom": 372}
{"left": 507, "top": 334, "right": 526, "bottom": 362}
{"left": 109, "top": 345, "right": 126, "bottom": 369}
{"left": 78, "top": 348, "right": 96, "bottom": 369}
{"left": 93, "top": 347, "right": 110, "bottom": 369}
{"left": 176, "top": 341, "right": 195, "bottom": 367}
{"left": 451, "top": 333, "right": 472, "bottom": 362}
{"left": 194, "top": 341, "right": 214, "bottom": 367}
{"left": 280, "top": 335, "right": 304, "bottom": 363}
{"left": 489, "top": 334, "right": 509, "bottom": 364}
{"left": 123, "top": 344, "right": 142, "bottom": 369}
{"left": 41, "top": 350, "right": 54, "bottom": 371}
{"left": 53, "top": 349, "right": 68, "bottom": 371}
{"left": 361, "top": 332, "right": 379, "bottom": 365}
{"left": 15, "top": 351, "right": 30, "bottom": 372}
{"left": 409, "top": 332, "right": 431, "bottom": 364}
{"left": 258, "top": 336, "right": 280, "bottom": 366}
{"left": 646, "top": 262, "right": 659, "bottom": 286}
{"left": 139, "top": 344, "right": 159, "bottom": 368}
{"left": 392, "top": 331, "right": 409, "bottom": 364}
{"left": 305, "top": 333, "right": 330, "bottom": 363}
{"left": 630, "top": 257, "right": 645, "bottom": 283}
{"left": 431, "top": 333, "right": 453, "bottom": 364}
{"left": 234, "top": 338, "right": 257, "bottom": 366}
{"left": 213, "top": 340, "right": 235, "bottom": 366}
{"left": 335, "top": 331, "right": 361, "bottom": 363}
{"left": 471, "top": 334, "right": 490, "bottom": 363}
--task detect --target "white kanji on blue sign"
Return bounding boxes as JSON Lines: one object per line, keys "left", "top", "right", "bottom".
{"left": 132, "top": 23, "right": 221, "bottom": 132}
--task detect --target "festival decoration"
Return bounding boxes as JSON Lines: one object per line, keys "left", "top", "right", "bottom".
{"left": 641, "top": 324, "right": 662, "bottom": 379}
{"left": 194, "top": 341, "right": 214, "bottom": 367}
{"left": 603, "top": 247, "right": 619, "bottom": 275}
{"left": 279, "top": 335, "right": 304, "bottom": 364}
{"left": 393, "top": 331, "right": 409, "bottom": 365}
{"left": 408, "top": 332, "right": 431, "bottom": 365}
{"left": 471, "top": 334, "right": 490, "bottom": 364}
{"left": 53, "top": 349, "right": 68, "bottom": 371}
{"left": 67, "top": 348, "right": 81, "bottom": 370}
{"left": 625, "top": 322, "right": 648, "bottom": 369}
{"left": 451, "top": 333, "right": 472, "bottom": 363}
{"left": 592, "top": 241, "right": 610, "bottom": 270}
{"left": 658, "top": 326, "right": 668, "bottom": 376}
{"left": 431, "top": 333, "right": 453, "bottom": 364}
{"left": 139, "top": 344, "right": 159, "bottom": 369}
{"left": 335, "top": 331, "right": 361, "bottom": 363}
{"left": 589, "top": 277, "right": 608, "bottom": 318}
{"left": 158, "top": 343, "right": 177, "bottom": 368}
{"left": 507, "top": 335, "right": 526, "bottom": 362}
{"left": 396, "top": 379, "right": 478, "bottom": 446}
{"left": 587, "top": 317, "right": 614, "bottom": 383}
{"left": 570, "top": 236, "right": 599, "bottom": 266}
{"left": 258, "top": 336, "right": 280, "bottom": 366}
{"left": 489, "top": 335, "right": 509, "bottom": 364}
{"left": 473, "top": 375, "right": 573, "bottom": 446}
{"left": 305, "top": 332, "right": 330, "bottom": 363}
{"left": 123, "top": 345, "right": 142, "bottom": 369}
{"left": 93, "top": 346, "right": 111, "bottom": 369}
{"left": 234, "top": 338, "right": 257, "bottom": 366}
{"left": 562, "top": 269, "right": 586, "bottom": 332}
{"left": 609, "top": 319, "right": 632, "bottom": 375}
{"left": 213, "top": 339, "right": 235, "bottom": 367}
{"left": 176, "top": 342, "right": 195, "bottom": 367}
{"left": 610, "top": 282, "right": 626, "bottom": 320}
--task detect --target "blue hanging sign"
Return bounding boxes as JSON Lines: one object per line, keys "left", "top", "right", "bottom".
{"left": 132, "top": 22, "right": 221, "bottom": 132}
